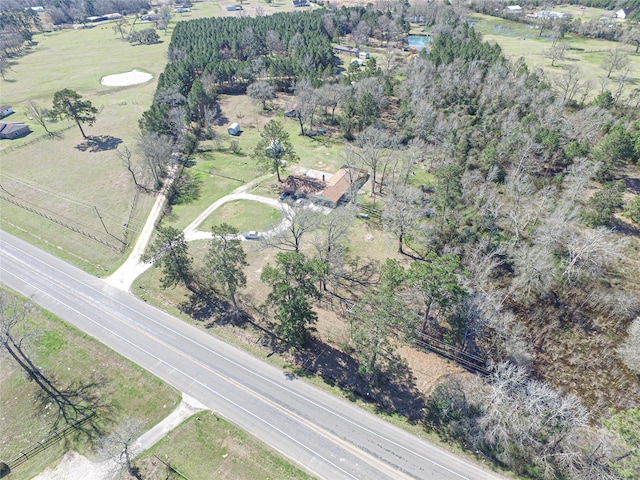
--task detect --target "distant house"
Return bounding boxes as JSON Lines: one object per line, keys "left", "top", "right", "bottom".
{"left": 358, "top": 51, "right": 370, "bottom": 60}
{"left": 226, "top": 4, "right": 242, "bottom": 11}
{"left": 616, "top": 8, "right": 634, "bottom": 19}
{"left": 174, "top": 7, "right": 190, "bottom": 13}
{"left": 536, "top": 10, "right": 565, "bottom": 19}
{"left": 351, "top": 58, "right": 366, "bottom": 67}
{"left": 30, "top": 6, "right": 45, "bottom": 12}
{"left": 309, "top": 166, "right": 369, "bottom": 208}
{"left": 333, "top": 45, "right": 359, "bottom": 56}
{"left": 292, "top": 0, "right": 310, "bottom": 6}
{"left": 0, "top": 122, "right": 31, "bottom": 139}
{"left": 505, "top": 5, "right": 522, "bottom": 14}
{"left": 0, "top": 106, "right": 14, "bottom": 118}
{"left": 103, "top": 13, "right": 123, "bottom": 20}
{"left": 228, "top": 122, "right": 240, "bottom": 136}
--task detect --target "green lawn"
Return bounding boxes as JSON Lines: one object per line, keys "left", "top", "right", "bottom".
{"left": 0, "top": 289, "right": 180, "bottom": 480}
{"left": 134, "top": 412, "right": 316, "bottom": 480}
{"left": 199, "top": 199, "right": 282, "bottom": 232}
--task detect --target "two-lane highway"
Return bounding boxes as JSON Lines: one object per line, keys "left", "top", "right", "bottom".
{"left": 0, "top": 231, "right": 503, "bottom": 480}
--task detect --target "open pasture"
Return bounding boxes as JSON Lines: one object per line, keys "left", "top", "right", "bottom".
{"left": 471, "top": 12, "right": 640, "bottom": 99}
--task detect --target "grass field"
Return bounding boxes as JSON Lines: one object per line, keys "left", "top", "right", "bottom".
{"left": 199, "top": 199, "right": 282, "bottom": 232}
{"left": 470, "top": 13, "right": 640, "bottom": 98}
{"left": 0, "top": 289, "right": 180, "bottom": 480}
{"left": 133, "top": 412, "right": 316, "bottom": 480}
{"left": 0, "top": 16, "right": 171, "bottom": 274}
{"left": 0, "top": 1, "right": 314, "bottom": 275}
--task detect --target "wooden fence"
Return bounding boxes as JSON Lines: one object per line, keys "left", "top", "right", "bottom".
{"left": 1, "top": 412, "right": 96, "bottom": 476}
{"left": 416, "top": 334, "right": 490, "bottom": 376}
{"left": 0, "top": 193, "right": 124, "bottom": 252}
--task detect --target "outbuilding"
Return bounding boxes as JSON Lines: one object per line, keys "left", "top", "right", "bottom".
{"left": 0, "top": 122, "right": 31, "bottom": 139}
{"left": 228, "top": 122, "right": 240, "bottom": 136}
{"left": 0, "top": 106, "right": 14, "bottom": 118}
{"left": 226, "top": 4, "right": 242, "bottom": 11}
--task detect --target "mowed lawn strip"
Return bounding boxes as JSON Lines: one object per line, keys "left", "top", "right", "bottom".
{"left": 134, "top": 412, "right": 316, "bottom": 480}
{"left": 0, "top": 288, "right": 180, "bottom": 480}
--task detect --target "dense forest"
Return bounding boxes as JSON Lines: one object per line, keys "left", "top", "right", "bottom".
{"left": 139, "top": 4, "right": 640, "bottom": 480}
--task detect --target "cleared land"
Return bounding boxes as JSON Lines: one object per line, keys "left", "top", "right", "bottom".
{"left": 470, "top": 12, "right": 640, "bottom": 99}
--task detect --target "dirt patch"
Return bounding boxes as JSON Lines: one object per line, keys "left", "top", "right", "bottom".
{"left": 32, "top": 451, "right": 114, "bottom": 480}
{"left": 218, "top": 93, "right": 289, "bottom": 132}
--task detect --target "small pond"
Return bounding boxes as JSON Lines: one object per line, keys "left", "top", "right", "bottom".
{"left": 407, "top": 34, "right": 432, "bottom": 50}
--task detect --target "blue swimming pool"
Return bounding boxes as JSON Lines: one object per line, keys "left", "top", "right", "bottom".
{"left": 407, "top": 34, "right": 432, "bottom": 50}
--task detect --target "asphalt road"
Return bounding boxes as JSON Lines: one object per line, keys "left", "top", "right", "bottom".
{"left": 0, "top": 231, "right": 504, "bottom": 480}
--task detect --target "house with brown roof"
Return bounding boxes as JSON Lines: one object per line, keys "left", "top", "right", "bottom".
{"left": 309, "top": 166, "right": 369, "bottom": 208}
{"left": 0, "top": 121, "right": 31, "bottom": 139}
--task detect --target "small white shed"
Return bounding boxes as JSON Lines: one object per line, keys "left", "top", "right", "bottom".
{"left": 228, "top": 122, "right": 240, "bottom": 136}
{"left": 358, "top": 51, "right": 370, "bottom": 60}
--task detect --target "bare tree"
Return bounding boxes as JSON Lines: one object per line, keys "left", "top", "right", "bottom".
{"left": 356, "top": 18, "right": 373, "bottom": 46}
{"left": 478, "top": 362, "right": 590, "bottom": 478}
{"left": 311, "top": 205, "right": 354, "bottom": 292}
{"left": 602, "top": 47, "right": 630, "bottom": 79}
{"left": 136, "top": 132, "right": 174, "bottom": 188}
{"left": 293, "top": 80, "right": 319, "bottom": 135}
{"left": 316, "top": 83, "right": 350, "bottom": 124}
{"left": 0, "top": 55, "right": 12, "bottom": 80}
{"left": 351, "top": 125, "right": 396, "bottom": 197}
{"left": 265, "top": 30, "right": 285, "bottom": 54}
{"left": 381, "top": 182, "right": 424, "bottom": 255}
{"left": 553, "top": 65, "right": 583, "bottom": 105}
{"left": 117, "top": 146, "right": 147, "bottom": 192}
{"left": 613, "top": 64, "right": 633, "bottom": 104}
{"left": 621, "top": 26, "right": 640, "bottom": 53}
{"left": 544, "top": 41, "right": 569, "bottom": 67}
{"left": 247, "top": 80, "right": 276, "bottom": 110}
{"left": 508, "top": 243, "right": 559, "bottom": 304}
{"left": 561, "top": 157, "right": 598, "bottom": 204}
{"left": 262, "top": 203, "right": 323, "bottom": 253}
{"left": 561, "top": 227, "right": 625, "bottom": 285}
{"left": 397, "top": 137, "right": 425, "bottom": 185}
{"left": 112, "top": 17, "right": 130, "bottom": 40}
{"left": 24, "top": 100, "right": 53, "bottom": 135}
{"left": 1, "top": 292, "right": 106, "bottom": 428}
{"left": 98, "top": 417, "right": 144, "bottom": 479}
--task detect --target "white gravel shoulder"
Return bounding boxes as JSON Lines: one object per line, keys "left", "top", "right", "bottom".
{"left": 32, "top": 394, "right": 206, "bottom": 480}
